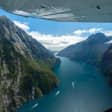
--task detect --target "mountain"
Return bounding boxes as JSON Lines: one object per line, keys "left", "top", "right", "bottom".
{"left": 0, "top": 16, "right": 60, "bottom": 112}
{"left": 58, "top": 33, "right": 112, "bottom": 66}
{"left": 59, "top": 32, "right": 112, "bottom": 86}
{"left": 101, "top": 45, "right": 112, "bottom": 86}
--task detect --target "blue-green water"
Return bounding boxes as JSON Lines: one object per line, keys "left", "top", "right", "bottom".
{"left": 18, "top": 57, "right": 112, "bottom": 112}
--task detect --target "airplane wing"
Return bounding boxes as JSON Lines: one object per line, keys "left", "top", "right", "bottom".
{"left": 0, "top": 0, "right": 112, "bottom": 22}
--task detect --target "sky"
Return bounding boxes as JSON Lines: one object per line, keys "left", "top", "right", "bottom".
{"left": 0, "top": 9, "right": 112, "bottom": 52}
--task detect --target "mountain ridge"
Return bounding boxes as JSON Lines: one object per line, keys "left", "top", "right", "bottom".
{"left": 58, "top": 32, "right": 112, "bottom": 66}
{"left": 0, "top": 16, "right": 60, "bottom": 112}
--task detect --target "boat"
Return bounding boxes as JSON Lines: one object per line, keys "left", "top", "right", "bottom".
{"left": 32, "top": 103, "right": 39, "bottom": 109}
{"left": 55, "top": 90, "right": 60, "bottom": 96}
{"left": 72, "top": 81, "right": 75, "bottom": 88}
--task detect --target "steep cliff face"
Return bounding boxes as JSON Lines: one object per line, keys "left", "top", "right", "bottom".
{"left": 59, "top": 33, "right": 112, "bottom": 66}
{"left": 0, "top": 16, "right": 59, "bottom": 112}
{"left": 101, "top": 45, "right": 112, "bottom": 86}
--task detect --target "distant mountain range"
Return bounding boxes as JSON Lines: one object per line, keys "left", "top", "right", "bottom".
{"left": 59, "top": 33, "right": 112, "bottom": 65}
{"left": 59, "top": 33, "right": 112, "bottom": 86}
{"left": 0, "top": 16, "right": 60, "bottom": 112}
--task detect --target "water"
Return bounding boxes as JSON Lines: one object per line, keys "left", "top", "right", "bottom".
{"left": 18, "top": 57, "right": 112, "bottom": 112}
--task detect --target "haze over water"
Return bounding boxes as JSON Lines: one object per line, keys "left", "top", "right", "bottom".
{"left": 18, "top": 57, "right": 112, "bottom": 112}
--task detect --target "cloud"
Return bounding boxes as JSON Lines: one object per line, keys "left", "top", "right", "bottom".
{"left": 28, "top": 31, "right": 86, "bottom": 51}
{"left": 13, "top": 20, "right": 30, "bottom": 31}
{"left": 73, "top": 28, "right": 103, "bottom": 36}
{"left": 13, "top": 20, "right": 112, "bottom": 52}
{"left": 73, "top": 27, "right": 112, "bottom": 37}
{"left": 13, "top": 20, "right": 87, "bottom": 51}
{"left": 103, "top": 30, "right": 112, "bottom": 36}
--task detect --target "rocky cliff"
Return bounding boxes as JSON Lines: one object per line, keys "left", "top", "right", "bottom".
{"left": 0, "top": 16, "right": 59, "bottom": 112}
{"left": 101, "top": 45, "right": 112, "bottom": 86}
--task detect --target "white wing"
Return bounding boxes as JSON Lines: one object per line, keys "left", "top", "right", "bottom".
{"left": 0, "top": 0, "right": 112, "bottom": 22}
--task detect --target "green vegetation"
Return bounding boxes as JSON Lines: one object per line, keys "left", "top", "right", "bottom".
{"left": 0, "top": 39, "right": 59, "bottom": 111}
{"left": 0, "top": 16, "right": 60, "bottom": 112}
{"left": 19, "top": 56, "right": 59, "bottom": 96}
